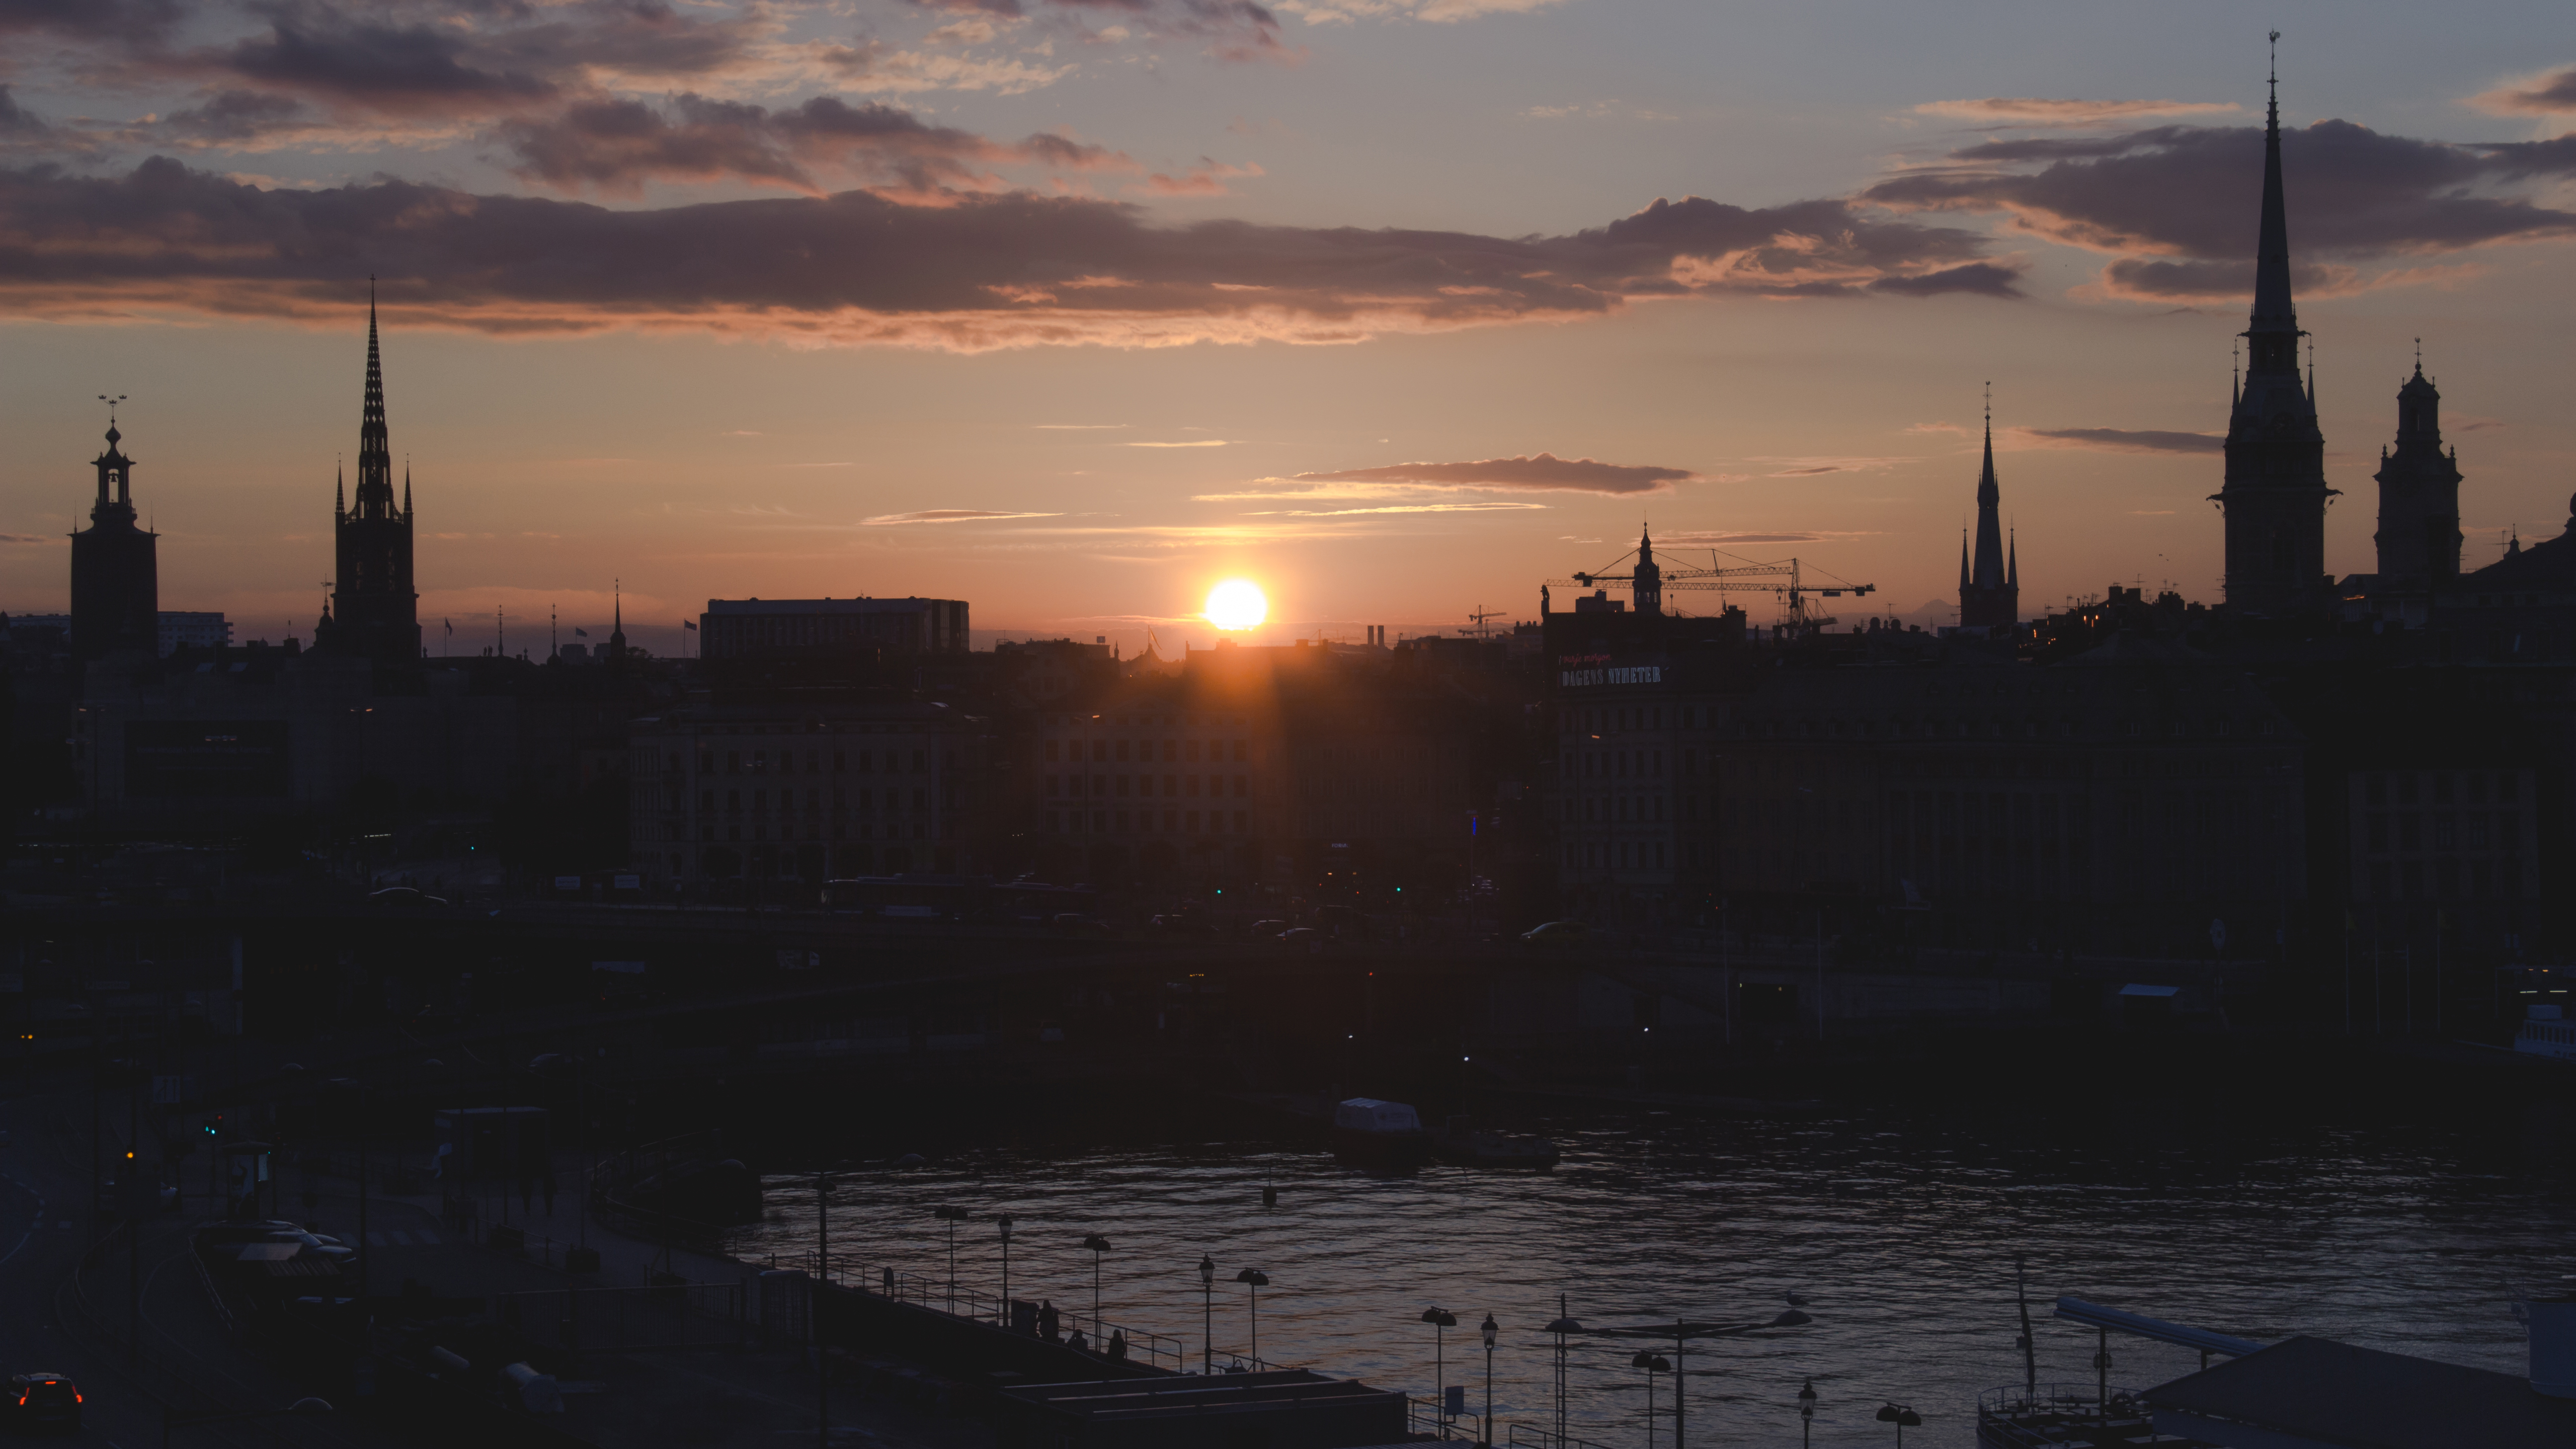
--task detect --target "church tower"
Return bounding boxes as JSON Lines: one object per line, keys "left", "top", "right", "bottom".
{"left": 316, "top": 286, "right": 420, "bottom": 666}
{"left": 2215, "top": 41, "right": 2334, "bottom": 613}
{"left": 2371, "top": 349, "right": 2462, "bottom": 586}
{"left": 1958, "top": 393, "right": 2018, "bottom": 630}
{"left": 69, "top": 409, "right": 160, "bottom": 660}
{"left": 1631, "top": 524, "right": 1662, "bottom": 616}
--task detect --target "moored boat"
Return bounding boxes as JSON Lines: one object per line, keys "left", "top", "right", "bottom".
{"left": 2514, "top": 1004, "right": 2576, "bottom": 1062}
{"left": 1430, "top": 1115, "right": 1560, "bottom": 1170}
{"left": 1328, "top": 1098, "right": 1432, "bottom": 1170}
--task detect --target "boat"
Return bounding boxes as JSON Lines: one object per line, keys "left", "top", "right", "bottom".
{"left": 1976, "top": 1384, "right": 2217, "bottom": 1449}
{"left": 1430, "top": 1115, "right": 1559, "bottom": 1170}
{"left": 1328, "top": 1099, "right": 1432, "bottom": 1170}
{"left": 2514, "top": 1004, "right": 2576, "bottom": 1061}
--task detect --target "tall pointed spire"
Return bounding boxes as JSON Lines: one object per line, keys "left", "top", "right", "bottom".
{"left": 2215, "top": 31, "right": 2334, "bottom": 614}
{"left": 1970, "top": 384, "right": 2007, "bottom": 589}
{"left": 355, "top": 275, "right": 393, "bottom": 518}
{"left": 2249, "top": 31, "right": 2298, "bottom": 346}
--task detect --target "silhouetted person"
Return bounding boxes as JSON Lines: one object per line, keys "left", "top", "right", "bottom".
{"left": 1107, "top": 1330, "right": 1127, "bottom": 1361}
{"left": 1039, "top": 1299, "right": 1058, "bottom": 1341}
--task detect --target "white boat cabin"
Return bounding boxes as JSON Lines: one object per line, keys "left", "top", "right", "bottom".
{"left": 1334, "top": 1099, "right": 1423, "bottom": 1133}
{"left": 2515, "top": 1004, "right": 2576, "bottom": 1062}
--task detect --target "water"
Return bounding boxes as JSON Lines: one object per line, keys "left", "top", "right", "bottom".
{"left": 724, "top": 1101, "right": 2576, "bottom": 1447}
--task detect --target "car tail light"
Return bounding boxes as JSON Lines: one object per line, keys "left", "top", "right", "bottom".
{"left": 73, "top": 1393, "right": 82, "bottom": 1403}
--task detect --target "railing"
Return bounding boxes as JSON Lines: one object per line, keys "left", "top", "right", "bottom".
{"left": 781, "top": 1250, "right": 1188, "bottom": 1372}
{"left": 1508, "top": 1427, "right": 1612, "bottom": 1449}
{"left": 1406, "top": 1393, "right": 1486, "bottom": 1443}
{"left": 1978, "top": 1383, "right": 2158, "bottom": 1448}
{"left": 491, "top": 1280, "right": 748, "bottom": 1353}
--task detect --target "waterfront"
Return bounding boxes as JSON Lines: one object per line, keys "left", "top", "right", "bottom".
{"left": 728, "top": 1097, "right": 2576, "bottom": 1447}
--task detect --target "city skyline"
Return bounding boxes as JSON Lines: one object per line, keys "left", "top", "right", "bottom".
{"left": 5, "top": 3, "right": 2576, "bottom": 651}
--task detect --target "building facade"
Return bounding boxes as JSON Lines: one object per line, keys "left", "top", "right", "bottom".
{"left": 628, "top": 702, "right": 987, "bottom": 885}
{"left": 699, "top": 598, "right": 970, "bottom": 659}
{"left": 2371, "top": 359, "right": 2464, "bottom": 588}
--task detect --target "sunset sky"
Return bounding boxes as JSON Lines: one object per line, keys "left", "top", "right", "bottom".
{"left": 4, "top": 0, "right": 2575, "bottom": 656}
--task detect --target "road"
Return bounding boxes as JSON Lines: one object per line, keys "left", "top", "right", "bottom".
{"left": 0, "top": 1087, "right": 397, "bottom": 1449}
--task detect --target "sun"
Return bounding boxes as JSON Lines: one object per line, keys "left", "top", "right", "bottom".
{"left": 1203, "top": 579, "right": 1268, "bottom": 632}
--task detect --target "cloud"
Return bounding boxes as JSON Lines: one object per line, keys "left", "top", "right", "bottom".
{"left": 862, "top": 508, "right": 1065, "bottom": 524}
{"left": 2013, "top": 426, "right": 2223, "bottom": 454}
{"left": 1034, "top": 422, "right": 1128, "bottom": 429}
{"left": 1914, "top": 98, "right": 2241, "bottom": 127}
{"left": 814, "top": 41, "right": 1076, "bottom": 95}
{"left": 1140, "top": 159, "right": 1264, "bottom": 195}
{"left": 1245, "top": 500, "right": 1547, "bottom": 515}
{"left": 1748, "top": 456, "right": 1907, "bottom": 477}
{"left": 0, "top": 160, "right": 2016, "bottom": 350}
{"left": 1865, "top": 120, "right": 2576, "bottom": 305}
{"left": 494, "top": 93, "right": 1135, "bottom": 196}
{"left": 2468, "top": 66, "right": 2576, "bottom": 116}
{"left": 1272, "top": 0, "right": 1564, "bottom": 24}
{"left": 1128, "top": 439, "right": 1231, "bottom": 447}
{"left": 0, "top": 531, "right": 56, "bottom": 543}
{"left": 0, "top": 84, "right": 47, "bottom": 136}
{"left": 1288, "top": 453, "right": 1696, "bottom": 494}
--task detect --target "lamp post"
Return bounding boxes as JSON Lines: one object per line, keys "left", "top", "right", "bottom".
{"left": 1874, "top": 1403, "right": 1922, "bottom": 1446}
{"left": 1541, "top": 1297, "right": 1582, "bottom": 1446}
{"left": 1421, "top": 1307, "right": 1457, "bottom": 1438}
{"left": 1631, "top": 1352, "right": 1670, "bottom": 1449}
{"left": 1798, "top": 1379, "right": 1817, "bottom": 1449}
{"left": 997, "top": 1214, "right": 1014, "bottom": 1326}
{"left": 1596, "top": 1307, "right": 1812, "bottom": 1449}
{"left": 1479, "top": 1313, "right": 1497, "bottom": 1446}
{"left": 1082, "top": 1234, "right": 1112, "bottom": 1340}
{"left": 932, "top": 1205, "right": 968, "bottom": 1310}
{"left": 1235, "top": 1267, "right": 1270, "bottom": 1366}
{"left": 1199, "top": 1255, "right": 1217, "bottom": 1373}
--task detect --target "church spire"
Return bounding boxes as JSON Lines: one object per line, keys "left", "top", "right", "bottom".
{"left": 1970, "top": 384, "right": 2007, "bottom": 589}
{"left": 354, "top": 276, "right": 393, "bottom": 518}
{"left": 2248, "top": 31, "right": 2299, "bottom": 353}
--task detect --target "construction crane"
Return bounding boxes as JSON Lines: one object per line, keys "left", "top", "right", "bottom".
{"left": 1549, "top": 547, "right": 1876, "bottom": 635}
{"left": 1461, "top": 605, "right": 1505, "bottom": 640}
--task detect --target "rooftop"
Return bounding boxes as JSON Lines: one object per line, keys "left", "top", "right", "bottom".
{"left": 2144, "top": 1335, "right": 2576, "bottom": 1449}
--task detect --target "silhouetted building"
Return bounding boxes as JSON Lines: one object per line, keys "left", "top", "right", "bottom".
{"left": 2216, "top": 66, "right": 2334, "bottom": 614}
{"left": 69, "top": 416, "right": 158, "bottom": 661}
{"left": 627, "top": 701, "right": 987, "bottom": 886}
{"left": 314, "top": 291, "right": 420, "bottom": 667}
{"left": 2373, "top": 355, "right": 2464, "bottom": 587}
{"left": 1957, "top": 406, "right": 2019, "bottom": 630}
{"left": 10, "top": 611, "right": 229, "bottom": 658}
{"left": 699, "top": 597, "right": 969, "bottom": 659}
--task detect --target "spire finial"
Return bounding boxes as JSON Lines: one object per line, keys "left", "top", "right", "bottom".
{"left": 2268, "top": 29, "right": 2280, "bottom": 117}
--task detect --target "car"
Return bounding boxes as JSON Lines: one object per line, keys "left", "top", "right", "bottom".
{"left": 6, "top": 1373, "right": 81, "bottom": 1433}
{"left": 1277, "top": 927, "right": 1320, "bottom": 948}
{"left": 1248, "top": 919, "right": 1287, "bottom": 937}
{"left": 1520, "top": 920, "right": 1588, "bottom": 944}
{"left": 1049, "top": 913, "right": 1113, "bottom": 937}
{"left": 366, "top": 886, "right": 451, "bottom": 910}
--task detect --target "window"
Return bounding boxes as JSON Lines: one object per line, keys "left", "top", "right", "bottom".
{"left": 1045, "top": 740, "right": 1059, "bottom": 762}
{"left": 1185, "top": 740, "right": 1202, "bottom": 763}
{"left": 1091, "top": 741, "right": 1107, "bottom": 763}
{"left": 1116, "top": 740, "right": 1131, "bottom": 762}
{"left": 2399, "top": 814, "right": 2422, "bottom": 850}
{"left": 2367, "top": 814, "right": 2388, "bottom": 853}
{"left": 1234, "top": 775, "right": 1248, "bottom": 797}
{"left": 834, "top": 752, "right": 846, "bottom": 773}
{"left": 754, "top": 749, "right": 768, "bottom": 772}
{"left": 1233, "top": 740, "right": 1248, "bottom": 761}
{"left": 726, "top": 751, "right": 741, "bottom": 774}
{"left": 699, "top": 790, "right": 714, "bottom": 811}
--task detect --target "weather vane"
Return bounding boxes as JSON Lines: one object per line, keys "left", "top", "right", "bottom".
{"left": 97, "top": 393, "right": 127, "bottom": 423}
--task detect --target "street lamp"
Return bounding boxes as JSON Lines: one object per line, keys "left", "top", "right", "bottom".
{"left": 1199, "top": 1255, "right": 1217, "bottom": 1374}
{"left": 1798, "top": 1379, "right": 1817, "bottom": 1449}
{"left": 932, "top": 1205, "right": 968, "bottom": 1310}
{"left": 1631, "top": 1352, "right": 1671, "bottom": 1449}
{"left": 1421, "top": 1307, "right": 1457, "bottom": 1438}
{"left": 1235, "top": 1267, "right": 1270, "bottom": 1366}
{"left": 997, "top": 1214, "right": 1014, "bottom": 1326}
{"left": 1541, "top": 1297, "right": 1583, "bottom": 1446}
{"left": 1874, "top": 1403, "right": 1923, "bottom": 1446}
{"left": 1479, "top": 1313, "right": 1498, "bottom": 1445}
{"left": 1082, "top": 1234, "right": 1112, "bottom": 1340}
